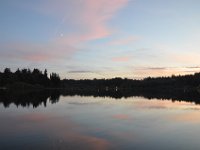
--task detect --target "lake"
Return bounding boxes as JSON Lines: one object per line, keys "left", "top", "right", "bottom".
{"left": 1, "top": 91, "right": 200, "bottom": 150}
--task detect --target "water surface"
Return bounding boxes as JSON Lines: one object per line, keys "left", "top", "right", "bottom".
{"left": 1, "top": 93, "right": 200, "bottom": 150}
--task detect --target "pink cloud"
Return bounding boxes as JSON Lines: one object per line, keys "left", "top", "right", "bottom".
{"left": 33, "top": 0, "right": 129, "bottom": 45}
{"left": 0, "top": 41, "right": 77, "bottom": 62}
{"left": 0, "top": 0, "right": 129, "bottom": 65}
{"left": 21, "top": 53, "right": 53, "bottom": 62}
{"left": 170, "top": 52, "right": 200, "bottom": 64}
{"left": 79, "top": 0, "right": 128, "bottom": 41}
{"left": 112, "top": 56, "right": 131, "bottom": 62}
{"left": 131, "top": 66, "right": 196, "bottom": 78}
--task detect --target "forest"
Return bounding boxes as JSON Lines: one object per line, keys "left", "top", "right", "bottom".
{"left": 1, "top": 68, "right": 200, "bottom": 105}
{"left": 0, "top": 68, "right": 200, "bottom": 93}
{"left": 0, "top": 68, "right": 60, "bottom": 89}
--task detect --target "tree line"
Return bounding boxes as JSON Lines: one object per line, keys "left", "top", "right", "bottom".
{"left": 0, "top": 68, "right": 60, "bottom": 88}
{"left": 0, "top": 68, "right": 200, "bottom": 92}
{"left": 62, "top": 73, "right": 200, "bottom": 91}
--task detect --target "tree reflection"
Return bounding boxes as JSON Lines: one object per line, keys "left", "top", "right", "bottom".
{"left": 0, "top": 89, "right": 61, "bottom": 108}
{"left": 0, "top": 88, "right": 200, "bottom": 108}
{"left": 59, "top": 88, "right": 200, "bottom": 104}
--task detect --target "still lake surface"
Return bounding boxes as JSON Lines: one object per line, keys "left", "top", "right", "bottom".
{"left": 1, "top": 92, "right": 200, "bottom": 150}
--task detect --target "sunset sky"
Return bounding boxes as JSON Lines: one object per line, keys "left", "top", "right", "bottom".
{"left": 1, "top": 0, "right": 200, "bottom": 79}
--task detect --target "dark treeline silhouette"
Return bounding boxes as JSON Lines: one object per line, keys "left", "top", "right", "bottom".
{"left": 1, "top": 68, "right": 200, "bottom": 91}
{"left": 62, "top": 73, "right": 200, "bottom": 92}
{"left": 1, "top": 68, "right": 200, "bottom": 105}
{"left": 60, "top": 72, "right": 200, "bottom": 103}
{"left": 0, "top": 68, "right": 60, "bottom": 88}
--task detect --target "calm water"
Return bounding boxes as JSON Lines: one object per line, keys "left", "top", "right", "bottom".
{"left": 1, "top": 93, "right": 200, "bottom": 150}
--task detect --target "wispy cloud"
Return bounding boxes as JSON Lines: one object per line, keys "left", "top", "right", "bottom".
{"left": 68, "top": 70, "right": 93, "bottom": 74}
{"left": 0, "top": 41, "right": 76, "bottom": 62}
{"left": 1, "top": 0, "right": 130, "bottom": 65}
{"left": 68, "top": 0, "right": 129, "bottom": 44}
{"left": 170, "top": 52, "right": 200, "bottom": 65}
{"left": 185, "top": 66, "right": 200, "bottom": 69}
{"left": 131, "top": 66, "right": 200, "bottom": 78}
{"left": 142, "top": 67, "right": 167, "bottom": 70}
{"left": 67, "top": 70, "right": 107, "bottom": 79}
{"left": 33, "top": 0, "right": 129, "bottom": 44}
{"left": 154, "top": 43, "right": 200, "bottom": 66}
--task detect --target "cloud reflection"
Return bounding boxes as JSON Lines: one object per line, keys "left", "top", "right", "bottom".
{"left": 170, "top": 112, "right": 200, "bottom": 123}
{"left": 112, "top": 114, "right": 130, "bottom": 120}
{"left": 0, "top": 112, "right": 111, "bottom": 150}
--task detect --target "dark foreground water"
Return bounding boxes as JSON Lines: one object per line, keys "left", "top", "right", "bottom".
{"left": 1, "top": 92, "right": 200, "bottom": 150}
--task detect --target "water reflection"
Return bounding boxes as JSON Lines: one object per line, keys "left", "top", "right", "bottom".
{"left": 0, "top": 110, "right": 111, "bottom": 150}
{"left": 0, "top": 89, "right": 60, "bottom": 108}
{"left": 1, "top": 91, "right": 200, "bottom": 149}
{"left": 0, "top": 89, "right": 200, "bottom": 108}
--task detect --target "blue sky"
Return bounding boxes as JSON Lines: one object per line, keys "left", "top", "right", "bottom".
{"left": 0, "top": 0, "right": 200, "bottom": 79}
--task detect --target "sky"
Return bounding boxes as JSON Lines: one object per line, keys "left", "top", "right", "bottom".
{"left": 0, "top": 0, "right": 200, "bottom": 79}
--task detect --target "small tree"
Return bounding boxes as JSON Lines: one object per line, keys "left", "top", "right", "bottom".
{"left": 50, "top": 73, "right": 60, "bottom": 87}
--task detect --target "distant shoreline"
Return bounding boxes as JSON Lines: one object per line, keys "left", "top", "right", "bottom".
{"left": 0, "top": 68, "right": 200, "bottom": 94}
